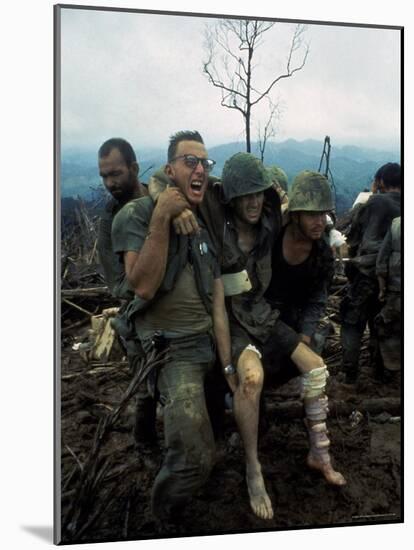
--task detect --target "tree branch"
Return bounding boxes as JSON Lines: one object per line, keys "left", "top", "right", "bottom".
{"left": 250, "top": 25, "right": 309, "bottom": 107}
{"left": 202, "top": 19, "right": 309, "bottom": 151}
{"left": 257, "top": 97, "right": 281, "bottom": 161}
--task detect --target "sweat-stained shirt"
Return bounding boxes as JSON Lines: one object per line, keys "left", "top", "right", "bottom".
{"left": 111, "top": 196, "right": 221, "bottom": 340}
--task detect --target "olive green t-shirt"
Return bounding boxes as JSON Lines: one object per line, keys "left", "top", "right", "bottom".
{"left": 112, "top": 196, "right": 219, "bottom": 338}
{"left": 138, "top": 262, "right": 212, "bottom": 338}
{"left": 97, "top": 187, "right": 147, "bottom": 300}
{"left": 97, "top": 199, "right": 134, "bottom": 300}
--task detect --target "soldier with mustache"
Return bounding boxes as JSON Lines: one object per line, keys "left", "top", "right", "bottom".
{"left": 97, "top": 139, "right": 158, "bottom": 453}
{"left": 97, "top": 138, "right": 148, "bottom": 297}
{"left": 265, "top": 171, "right": 336, "bottom": 353}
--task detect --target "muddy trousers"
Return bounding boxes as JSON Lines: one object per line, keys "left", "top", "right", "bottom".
{"left": 134, "top": 391, "right": 157, "bottom": 444}
{"left": 375, "top": 293, "right": 401, "bottom": 372}
{"left": 340, "top": 319, "right": 382, "bottom": 383}
{"left": 340, "top": 274, "right": 383, "bottom": 383}
{"left": 151, "top": 360, "right": 216, "bottom": 520}
{"left": 122, "top": 337, "right": 158, "bottom": 445}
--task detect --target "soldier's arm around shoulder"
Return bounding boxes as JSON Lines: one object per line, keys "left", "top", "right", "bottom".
{"left": 112, "top": 192, "right": 188, "bottom": 300}
{"left": 148, "top": 168, "right": 171, "bottom": 201}
{"left": 148, "top": 168, "right": 199, "bottom": 235}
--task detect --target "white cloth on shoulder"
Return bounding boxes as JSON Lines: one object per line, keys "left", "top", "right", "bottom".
{"left": 329, "top": 228, "right": 347, "bottom": 248}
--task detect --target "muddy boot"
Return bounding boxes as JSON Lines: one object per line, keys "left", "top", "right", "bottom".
{"left": 369, "top": 335, "right": 385, "bottom": 382}
{"left": 153, "top": 506, "right": 186, "bottom": 536}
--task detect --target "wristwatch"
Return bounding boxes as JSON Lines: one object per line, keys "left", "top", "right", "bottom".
{"left": 224, "top": 363, "right": 236, "bottom": 375}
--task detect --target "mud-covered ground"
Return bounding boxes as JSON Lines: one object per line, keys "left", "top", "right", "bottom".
{"left": 59, "top": 291, "right": 401, "bottom": 544}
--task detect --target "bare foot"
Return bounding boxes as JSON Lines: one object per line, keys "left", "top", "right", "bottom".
{"left": 307, "top": 453, "right": 346, "bottom": 486}
{"left": 246, "top": 467, "right": 274, "bottom": 519}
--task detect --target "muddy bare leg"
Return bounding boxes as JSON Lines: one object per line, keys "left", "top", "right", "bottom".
{"left": 232, "top": 349, "right": 274, "bottom": 519}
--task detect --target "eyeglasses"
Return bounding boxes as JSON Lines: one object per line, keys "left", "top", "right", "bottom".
{"left": 170, "top": 154, "right": 216, "bottom": 172}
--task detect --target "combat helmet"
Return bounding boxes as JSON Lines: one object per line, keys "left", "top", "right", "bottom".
{"left": 288, "top": 170, "right": 334, "bottom": 212}
{"left": 222, "top": 152, "right": 273, "bottom": 203}
{"left": 266, "top": 165, "right": 289, "bottom": 192}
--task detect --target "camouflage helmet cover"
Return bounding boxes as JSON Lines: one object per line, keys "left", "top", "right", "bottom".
{"left": 288, "top": 170, "right": 334, "bottom": 212}
{"left": 222, "top": 152, "right": 273, "bottom": 203}
{"left": 266, "top": 165, "right": 289, "bottom": 192}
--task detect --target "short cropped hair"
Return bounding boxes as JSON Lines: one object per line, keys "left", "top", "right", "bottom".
{"left": 98, "top": 138, "right": 137, "bottom": 167}
{"left": 167, "top": 130, "right": 204, "bottom": 162}
{"left": 374, "top": 164, "right": 386, "bottom": 182}
{"left": 376, "top": 162, "right": 401, "bottom": 190}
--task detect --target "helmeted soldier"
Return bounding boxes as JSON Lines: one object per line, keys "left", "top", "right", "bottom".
{"left": 266, "top": 164, "right": 289, "bottom": 212}
{"left": 266, "top": 165, "right": 289, "bottom": 192}
{"left": 220, "top": 158, "right": 346, "bottom": 519}
{"left": 266, "top": 170, "right": 335, "bottom": 352}
{"left": 148, "top": 154, "right": 346, "bottom": 521}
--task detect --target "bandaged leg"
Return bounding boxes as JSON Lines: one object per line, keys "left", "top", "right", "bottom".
{"left": 302, "top": 366, "right": 346, "bottom": 486}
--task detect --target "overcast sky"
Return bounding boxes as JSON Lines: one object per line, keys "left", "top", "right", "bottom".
{"left": 60, "top": 7, "right": 401, "bottom": 153}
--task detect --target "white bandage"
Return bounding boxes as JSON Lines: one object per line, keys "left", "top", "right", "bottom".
{"left": 301, "top": 365, "right": 329, "bottom": 400}
{"left": 329, "top": 228, "right": 347, "bottom": 248}
{"left": 308, "top": 422, "right": 331, "bottom": 465}
{"left": 222, "top": 270, "right": 252, "bottom": 296}
{"left": 244, "top": 344, "right": 262, "bottom": 359}
{"left": 305, "top": 395, "right": 329, "bottom": 422}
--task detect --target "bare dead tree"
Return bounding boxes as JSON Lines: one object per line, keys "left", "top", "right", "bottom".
{"left": 203, "top": 20, "right": 309, "bottom": 153}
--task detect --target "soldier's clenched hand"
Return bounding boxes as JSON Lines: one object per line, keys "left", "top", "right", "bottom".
{"left": 156, "top": 187, "right": 191, "bottom": 220}
{"left": 172, "top": 208, "right": 200, "bottom": 235}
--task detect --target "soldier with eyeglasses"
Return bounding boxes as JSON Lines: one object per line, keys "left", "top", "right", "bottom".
{"left": 111, "top": 130, "right": 232, "bottom": 524}
{"left": 148, "top": 154, "right": 346, "bottom": 522}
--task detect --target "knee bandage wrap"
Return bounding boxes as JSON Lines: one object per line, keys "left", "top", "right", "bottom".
{"left": 301, "top": 365, "right": 329, "bottom": 400}
{"left": 244, "top": 344, "right": 262, "bottom": 359}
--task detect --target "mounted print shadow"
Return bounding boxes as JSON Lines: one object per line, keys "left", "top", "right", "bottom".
{"left": 55, "top": 3, "right": 403, "bottom": 545}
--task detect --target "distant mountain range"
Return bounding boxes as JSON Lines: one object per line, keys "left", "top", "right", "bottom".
{"left": 60, "top": 139, "right": 400, "bottom": 214}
